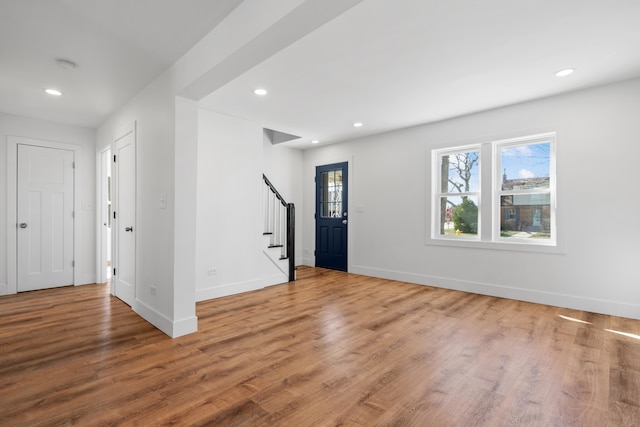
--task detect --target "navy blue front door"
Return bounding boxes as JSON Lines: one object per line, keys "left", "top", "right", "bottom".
{"left": 315, "top": 162, "right": 348, "bottom": 271}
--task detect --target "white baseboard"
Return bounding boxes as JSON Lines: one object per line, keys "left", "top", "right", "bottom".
{"left": 0, "top": 282, "right": 8, "bottom": 296}
{"left": 75, "top": 281, "right": 97, "bottom": 287}
{"left": 171, "top": 315, "right": 199, "bottom": 338}
{"left": 350, "top": 264, "right": 640, "bottom": 321}
{"left": 133, "top": 299, "right": 173, "bottom": 337}
{"left": 196, "top": 273, "right": 287, "bottom": 302}
{"left": 133, "top": 299, "right": 198, "bottom": 338}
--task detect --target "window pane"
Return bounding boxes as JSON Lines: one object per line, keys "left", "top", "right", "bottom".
{"left": 500, "top": 142, "right": 550, "bottom": 191}
{"left": 321, "top": 170, "right": 343, "bottom": 217}
{"left": 438, "top": 195, "right": 478, "bottom": 236}
{"left": 500, "top": 195, "right": 550, "bottom": 239}
{"left": 441, "top": 151, "right": 479, "bottom": 193}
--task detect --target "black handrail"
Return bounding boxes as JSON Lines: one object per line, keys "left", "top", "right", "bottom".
{"left": 263, "top": 174, "right": 295, "bottom": 282}
{"left": 263, "top": 175, "right": 287, "bottom": 207}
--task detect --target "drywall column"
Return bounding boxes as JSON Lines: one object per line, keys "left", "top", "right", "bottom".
{"left": 172, "top": 96, "right": 199, "bottom": 337}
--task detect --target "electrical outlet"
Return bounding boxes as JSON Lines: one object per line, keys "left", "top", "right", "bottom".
{"left": 207, "top": 267, "right": 217, "bottom": 276}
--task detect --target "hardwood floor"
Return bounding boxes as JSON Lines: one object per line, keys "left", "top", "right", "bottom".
{"left": 1, "top": 267, "right": 639, "bottom": 426}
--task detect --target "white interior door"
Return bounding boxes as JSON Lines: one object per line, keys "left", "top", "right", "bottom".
{"left": 17, "top": 144, "right": 74, "bottom": 292}
{"left": 114, "top": 129, "right": 136, "bottom": 306}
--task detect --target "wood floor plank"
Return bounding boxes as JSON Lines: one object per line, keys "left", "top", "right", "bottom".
{"left": 1, "top": 267, "right": 639, "bottom": 426}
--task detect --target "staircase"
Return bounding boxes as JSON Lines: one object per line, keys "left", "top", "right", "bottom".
{"left": 262, "top": 175, "right": 295, "bottom": 281}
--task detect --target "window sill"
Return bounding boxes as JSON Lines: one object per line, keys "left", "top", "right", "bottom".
{"left": 426, "top": 236, "right": 565, "bottom": 254}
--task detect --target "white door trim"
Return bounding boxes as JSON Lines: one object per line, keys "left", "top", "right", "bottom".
{"left": 6, "top": 136, "right": 81, "bottom": 295}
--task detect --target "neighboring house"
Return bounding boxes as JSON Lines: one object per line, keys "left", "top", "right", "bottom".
{"left": 500, "top": 174, "right": 551, "bottom": 232}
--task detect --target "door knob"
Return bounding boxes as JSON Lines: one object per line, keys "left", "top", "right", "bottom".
{"left": 19, "top": 223, "right": 27, "bottom": 229}
{"left": 125, "top": 226, "right": 133, "bottom": 232}
{"left": 342, "top": 220, "right": 348, "bottom": 225}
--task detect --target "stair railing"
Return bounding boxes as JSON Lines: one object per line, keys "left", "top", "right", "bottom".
{"left": 263, "top": 175, "right": 295, "bottom": 281}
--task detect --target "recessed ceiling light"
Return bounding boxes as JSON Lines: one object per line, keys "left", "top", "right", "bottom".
{"left": 57, "top": 59, "right": 77, "bottom": 70}
{"left": 311, "top": 140, "right": 319, "bottom": 144}
{"left": 45, "top": 88, "right": 62, "bottom": 96}
{"left": 353, "top": 122, "right": 363, "bottom": 127}
{"left": 254, "top": 88, "right": 268, "bottom": 96}
{"left": 555, "top": 68, "right": 575, "bottom": 77}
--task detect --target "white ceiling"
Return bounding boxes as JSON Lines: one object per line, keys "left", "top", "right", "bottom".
{"left": 0, "top": 0, "right": 243, "bottom": 127}
{"left": 2, "top": 0, "right": 640, "bottom": 148}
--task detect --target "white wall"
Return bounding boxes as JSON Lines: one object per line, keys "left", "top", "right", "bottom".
{"left": 195, "top": 109, "right": 303, "bottom": 300}
{"left": 96, "top": 72, "right": 181, "bottom": 335}
{"left": 302, "top": 78, "right": 640, "bottom": 319}
{"left": 173, "top": 97, "right": 199, "bottom": 336}
{"left": 94, "top": 0, "right": 318, "bottom": 337}
{"left": 0, "top": 113, "right": 96, "bottom": 294}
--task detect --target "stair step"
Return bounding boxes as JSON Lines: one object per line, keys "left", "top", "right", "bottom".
{"left": 263, "top": 232, "right": 273, "bottom": 236}
{"left": 279, "top": 256, "right": 289, "bottom": 260}
{"left": 268, "top": 244, "right": 284, "bottom": 248}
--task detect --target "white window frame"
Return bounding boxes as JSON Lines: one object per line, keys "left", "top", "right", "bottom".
{"left": 431, "top": 144, "right": 481, "bottom": 241}
{"left": 428, "top": 131, "right": 562, "bottom": 253}
{"left": 492, "top": 133, "right": 557, "bottom": 246}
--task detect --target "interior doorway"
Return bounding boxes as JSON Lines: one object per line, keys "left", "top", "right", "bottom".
{"left": 98, "top": 146, "right": 112, "bottom": 287}
{"left": 17, "top": 144, "right": 75, "bottom": 291}
{"left": 6, "top": 136, "right": 80, "bottom": 294}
